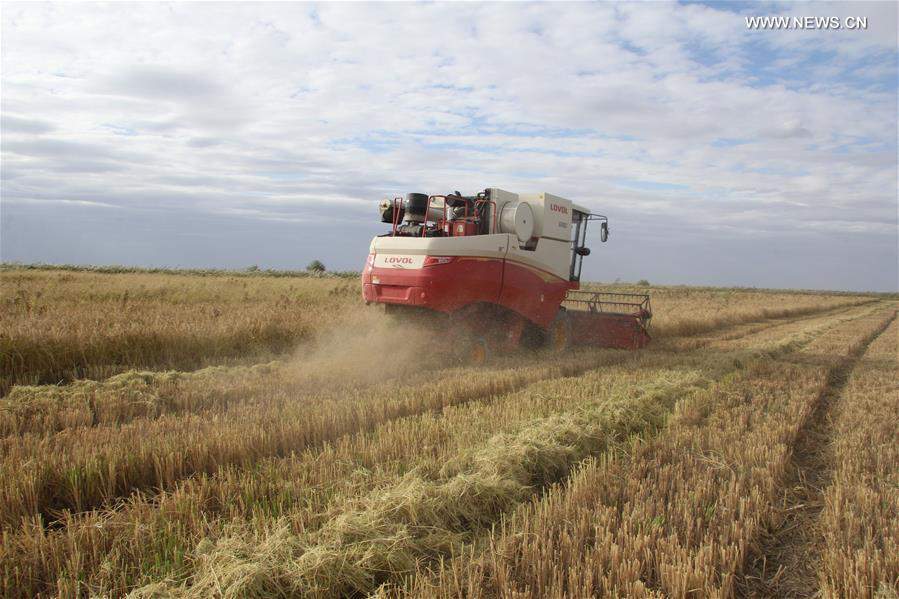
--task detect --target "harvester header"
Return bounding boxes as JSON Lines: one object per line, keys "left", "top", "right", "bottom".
{"left": 362, "top": 188, "right": 651, "bottom": 361}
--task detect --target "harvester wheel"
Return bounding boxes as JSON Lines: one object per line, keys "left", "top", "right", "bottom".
{"left": 467, "top": 337, "right": 489, "bottom": 366}
{"left": 548, "top": 310, "right": 572, "bottom": 353}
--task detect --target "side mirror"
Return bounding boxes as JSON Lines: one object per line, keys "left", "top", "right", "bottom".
{"left": 576, "top": 247, "right": 591, "bottom": 256}
{"left": 600, "top": 222, "right": 609, "bottom": 242}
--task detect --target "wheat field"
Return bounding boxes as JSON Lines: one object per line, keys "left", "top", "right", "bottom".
{"left": 0, "top": 266, "right": 895, "bottom": 598}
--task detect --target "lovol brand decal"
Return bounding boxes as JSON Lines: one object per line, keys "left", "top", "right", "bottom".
{"left": 373, "top": 254, "right": 425, "bottom": 269}
{"left": 550, "top": 203, "right": 569, "bottom": 214}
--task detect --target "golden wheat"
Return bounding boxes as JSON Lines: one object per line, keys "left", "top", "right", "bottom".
{"left": 1, "top": 269, "right": 870, "bottom": 395}
{"left": 0, "top": 270, "right": 358, "bottom": 393}
{"left": 4, "top": 303, "right": 871, "bottom": 533}
{"left": 4, "top": 304, "right": 866, "bottom": 598}
{"left": 0, "top": 267, "right": 890, "bottom": 599}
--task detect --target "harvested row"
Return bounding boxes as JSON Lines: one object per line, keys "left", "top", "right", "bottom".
{"left": 3, "top": 302, "right": 860, "bottom": 598}
{"left": 136, "top": 366, "right": 721, "bottom": 597}
{"left": 0, "top": 363, "right": 283, "bottom": 437}
{"left": 0, "top": 303, "right": 475, "bottom": 437}
{"left": 0, "top": 347, "right": 451, "bottom": 438}
{"left": 127, "top": 306, "right": 873, "bottom": 598}
{"left": 2, "top": 356, "right": 708, "bottom": 598}
{"left": 818, "top": 317, "right": 898, "bottom": 598}
{"left": 399, "top": 309, "right": 895, "bottom": 598}
{"left": 0, "top": 299, "right": 873, "bottom": 598}
{"left": 0, "top": 347, "right": 639, "bottom": 530}
{"left": 0, "top": 277, "right": 883, "bottom": 598}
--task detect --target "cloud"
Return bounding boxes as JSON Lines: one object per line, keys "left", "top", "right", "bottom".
{"left": 95, "top": 66, "right": 225, "bottom": 101}
{"left": 763, "top": 118, "right": 813, "bottom": 139}
{"left": 1, "top": 114, "right": 56, "bottom": 134}
{"left": 186, "top": 137, "right": 222, "bottom": 148}
{"left": 0, "top": 1, "right": 896, "bottom": 290}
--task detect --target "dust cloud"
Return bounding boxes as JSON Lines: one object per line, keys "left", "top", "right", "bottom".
{"left": 282, "top": 305, "right": 452, "bottom": 391}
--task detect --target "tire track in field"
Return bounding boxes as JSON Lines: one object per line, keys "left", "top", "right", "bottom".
{"left": 738, "top": 310, "right": 897, "bottom": 599}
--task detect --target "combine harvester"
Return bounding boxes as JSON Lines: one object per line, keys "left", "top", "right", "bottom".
{"left": 361, "top": 188, "right": 651, "bottom": 361}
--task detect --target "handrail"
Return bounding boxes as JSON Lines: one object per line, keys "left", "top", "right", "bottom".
{"left": 475, "top": 199, "right": 496, "bottom": 233}
{"left": 425, "top": 195, "right": 449, "bottom": 237}
{"left": 390, "top": 196, "right": 403, "bottom": 235}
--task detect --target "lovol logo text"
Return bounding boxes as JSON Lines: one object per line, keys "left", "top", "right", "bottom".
{"left": 386, "top": 256, "right": 414, "bottom": 266}
{"left": 374, "top": 254, "right": 424, "bottom": 269}
{"left": 550, "top": 204, "right": 569, "bottom": 214}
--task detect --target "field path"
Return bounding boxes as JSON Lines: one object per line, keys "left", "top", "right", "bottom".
{"left": 739, "top": 310, "right": 897, "bottom": 598}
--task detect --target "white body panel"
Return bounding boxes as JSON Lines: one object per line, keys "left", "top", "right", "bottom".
{"left": 517, "top": 192, "right": 573, "bottom": 242}
{"left": 371, "top": 233, "right": 511, "bottom": 260}
{"left": 507, "top": 237, "right": 571, "bottom": 280}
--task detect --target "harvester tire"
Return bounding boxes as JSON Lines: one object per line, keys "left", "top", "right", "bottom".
{"left": 467, "top": 337, "right": 489, "bottom": 366}
{"left": 548, "top": 310, "right": 572, "bottom": 353}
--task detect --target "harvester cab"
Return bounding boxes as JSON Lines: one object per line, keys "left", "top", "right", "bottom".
{"left": 362, "top": 188, "right": 651, "bottom": 360}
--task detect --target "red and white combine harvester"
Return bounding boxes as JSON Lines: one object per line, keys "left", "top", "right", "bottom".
{"left": 361, "top": 188, "right": 652, "bottom": 361}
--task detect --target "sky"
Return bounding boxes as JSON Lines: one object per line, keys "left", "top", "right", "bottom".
{"left": 1, "top": 1, "right": 896, "bottom": 292}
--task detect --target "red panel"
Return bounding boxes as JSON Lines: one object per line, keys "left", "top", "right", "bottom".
{"left": 363, "top": 257, "right": 502, "bottom": 312}
{"left": 499, "top": 260, "right": 574, "bottom": 328}
{"left": 362, "top": 254, "right": 575, "bottom": 330}
{"left": 451, "top": 221, "right": 479, "bottom": 236}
